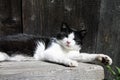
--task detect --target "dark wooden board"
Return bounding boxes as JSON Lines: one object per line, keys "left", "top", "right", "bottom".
{"left": 0, "top": 0, "right": 22, "bottom": 36}
{"left": 97, "top": 0, "right": 120, "bottom": 67}
{"left": 96, "top": 0, "right": 120, "bottom": 79}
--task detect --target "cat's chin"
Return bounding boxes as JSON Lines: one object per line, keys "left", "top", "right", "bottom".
{"left": 64, "top": 46, "right": 73, "bottom": 50}
{"left": 62, "top": 45, "right": 79, "bottom": 51}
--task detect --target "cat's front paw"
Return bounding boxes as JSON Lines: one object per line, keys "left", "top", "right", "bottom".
{"left": 67, "top": 60, "right": 78, "bottom": 67}
{"left": 97, "top": 54, "right": 112, "bottom": 65}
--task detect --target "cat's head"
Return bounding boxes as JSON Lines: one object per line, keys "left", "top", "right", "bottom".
{"left": 56, "top": 23, "right": 87, "bottom": 51}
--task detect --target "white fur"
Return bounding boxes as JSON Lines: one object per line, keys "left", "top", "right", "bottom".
{"left": 34, "top": 40, "right": 112, "bottom": 67}
{"left": 0, "top": 52, "right": 9, "bottom": 61}
{"left": 43, "top": 42, "right": 79, "bottom": 67}
{"left": 34, "top": 41, "right": 45, "bottom": 60}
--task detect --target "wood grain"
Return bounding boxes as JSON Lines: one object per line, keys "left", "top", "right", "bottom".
{"left": 0, "top": 0, "right": 22, "bottom": 36}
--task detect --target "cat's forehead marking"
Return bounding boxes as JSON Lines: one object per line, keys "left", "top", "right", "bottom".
{"left": 68, "top": 32, "right": 74, "bottom": 39}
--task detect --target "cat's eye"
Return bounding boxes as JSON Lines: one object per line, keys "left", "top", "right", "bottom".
{"left": 61, "top": 33, "right": 68, "bottom": 37}
{"left": 56, "top": 33, "right": 68, "bottom": 40}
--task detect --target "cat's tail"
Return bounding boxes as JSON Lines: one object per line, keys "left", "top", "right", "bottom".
{"left": 34, "top": 41, "right": 45, "bottom": 60}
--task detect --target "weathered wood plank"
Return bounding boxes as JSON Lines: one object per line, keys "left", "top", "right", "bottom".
{"left": 97, "top": 0, "right": 120, "bottom": 79}
{"left": 22, "top": 0, "right": 43, "bottom": 35}
{"left": 22, "top": 0, "right": 64, "bottom": 36}
{"left": 81, "top": 0, "right": 101, "bottom": 52}
{"left": 0, "top": 0, "right": 22, "bottom": 36}
{"left": 97, "top": 0, "right": 120, "bottom": 67}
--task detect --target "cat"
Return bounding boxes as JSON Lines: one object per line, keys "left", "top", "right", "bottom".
{"left": 0, "top": 23, "right": 112, "bottom": 67}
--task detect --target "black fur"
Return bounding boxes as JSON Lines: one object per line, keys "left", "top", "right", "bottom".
{"left": 0, "top": 34, "right": 51, "bottom": 56}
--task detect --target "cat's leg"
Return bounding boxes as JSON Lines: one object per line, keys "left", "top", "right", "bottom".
{"left": 43, "top": 51, "right": 78, "bottom": 67}
{"left": 67, "top": 52, "right": 112, "bottom": 65}
{"left": 0, "top": 52, "right": 9, "bottom": 61}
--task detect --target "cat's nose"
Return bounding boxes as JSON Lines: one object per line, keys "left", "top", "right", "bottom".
{"left": 66, "top": 41, "right": 70, "bottom": 44}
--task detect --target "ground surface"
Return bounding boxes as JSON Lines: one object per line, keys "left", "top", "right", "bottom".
{"left": 0, "top": 61, "right": 104, "bottom": 80}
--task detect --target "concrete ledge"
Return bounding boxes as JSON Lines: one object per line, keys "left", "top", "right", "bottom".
{"left": 0, "top": 61, "right": 104, "bottom": 80}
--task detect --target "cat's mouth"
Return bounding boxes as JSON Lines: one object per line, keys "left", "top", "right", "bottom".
{"left": 66, "top": 44, "right": 71, "bottom": 48}
{"left": 66, "top": 44, "right": 70, "bottom": 47}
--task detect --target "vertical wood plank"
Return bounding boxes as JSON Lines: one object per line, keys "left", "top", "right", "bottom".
{"left": 22, "top": 0, "right": 42, "bottom": 35}
{"left": 97, "top": 0, "right": 120, "bottom": 66}
{"left": 42, "top": 0, "right": 64, "bottom": 36}
{"left": 80, "top": 0, "right": 101, "bottom": 52}
{"left": 97, "top": 0, "right": 120, "bottom": 79}
{"left": 22, "top": 0, "right": 64, "bottom": 36}
{"left": 0, "top": 0, "right": 22, "bottom": 36}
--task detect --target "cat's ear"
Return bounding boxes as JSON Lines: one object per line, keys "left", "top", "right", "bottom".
{"left": 61, "top": 23, "right": 70, "bottom": 32}
{"left": 80, "top": 29, "right": 87, "bottom": 38}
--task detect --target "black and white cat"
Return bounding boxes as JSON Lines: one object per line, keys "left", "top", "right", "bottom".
{"left": 0, "top": 23, "right": 112, "bottom": 67}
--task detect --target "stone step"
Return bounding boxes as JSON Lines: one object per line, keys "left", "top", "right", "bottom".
{"left": 0, "top": 61, "right": 104, "bottom": 80}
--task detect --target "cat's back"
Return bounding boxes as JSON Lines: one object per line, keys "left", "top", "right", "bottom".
{"left": 0, "top": 34, "right": 51, "bottom": 56}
